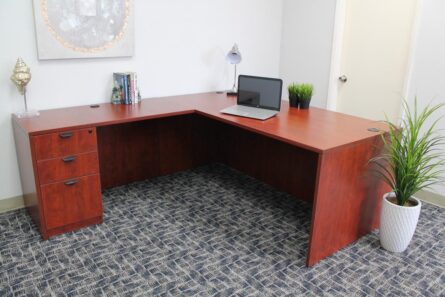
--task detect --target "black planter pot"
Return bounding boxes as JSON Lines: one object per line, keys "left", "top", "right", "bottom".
{"left": 289, "top": 95, "right": 299, "bottom": 108}
{"left": 299, "top": 99, "right": 311, "bottom": 109}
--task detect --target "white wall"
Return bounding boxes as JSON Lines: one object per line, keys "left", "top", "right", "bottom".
{"left": 0, "top": 0, "right": 283, "bottom": 201}
{"left": 407, "top": 1, "right": 445, "bottom": 195}
{"left": 279, "top": 0, "right": 337, "bottom": 108}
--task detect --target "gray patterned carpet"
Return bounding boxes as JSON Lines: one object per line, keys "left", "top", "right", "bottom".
{"left": 0, "top": 164, "right": 444, "bottom": 296}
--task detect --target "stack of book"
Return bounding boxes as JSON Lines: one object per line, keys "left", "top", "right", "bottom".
{"left": 112, "top": 72, "right": 140, "bottom": 104}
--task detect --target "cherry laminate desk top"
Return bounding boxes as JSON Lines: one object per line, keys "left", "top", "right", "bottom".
{"left": 13, "top": 92, "right": 387, "bottom": 153}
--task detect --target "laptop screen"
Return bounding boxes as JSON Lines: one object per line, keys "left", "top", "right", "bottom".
{"left": 237, "top": 75, "right": 283, "bottom": 111}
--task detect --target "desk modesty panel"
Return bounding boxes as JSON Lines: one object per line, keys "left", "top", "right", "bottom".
{"left": 12, "top": 92, "right": 389, "bottom": 266}
{"left": 13, "top": 93, "right": 388, "bottom": 152}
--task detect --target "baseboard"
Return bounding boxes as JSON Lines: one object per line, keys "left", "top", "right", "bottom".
{"left": 0, "top": 190, "right": 442, "bottom": 215}
{"left": 415, "top": 190, "right": 445, "bottom": 209}
{"left": 0, "top": 195, "right": 25, "bottom": 214}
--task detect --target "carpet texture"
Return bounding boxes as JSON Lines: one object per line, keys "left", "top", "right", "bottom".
{"left": 0, "top": 164, "right": 444, "bottom": 296}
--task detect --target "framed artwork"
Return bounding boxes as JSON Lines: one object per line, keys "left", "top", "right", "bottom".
{"left": 32, "top": 0, "right": 134, "bottom": 60}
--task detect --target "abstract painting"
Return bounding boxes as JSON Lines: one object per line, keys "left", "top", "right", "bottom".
{"left": 33, "top": 0, "right": 134, "bottom": 60}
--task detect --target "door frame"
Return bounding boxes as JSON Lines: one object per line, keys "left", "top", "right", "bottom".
{"left": 326, "top": 0, "right": 422, "bottom": 122}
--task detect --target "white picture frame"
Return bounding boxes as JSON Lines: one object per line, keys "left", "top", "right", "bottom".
{"left": 33, "top": 0, "right": 134, "bottom": 60}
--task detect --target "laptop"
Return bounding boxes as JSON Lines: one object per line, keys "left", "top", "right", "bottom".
{"left": 220, "top": 75, "right": 283, "bottom": 120}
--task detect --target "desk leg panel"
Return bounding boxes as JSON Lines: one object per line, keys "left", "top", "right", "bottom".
{"left": 98, "top": 115, "right": 217, "bottom": 189}
{"left": 307, "top": 136, "right": 389, "bottom": 266}
{"left": 217, "top": 123, "right": 318, "bottom": 203}
{"left": 12, "top": 121, "right": 44, "bottom": 235}
{"left": 97, "top": 121, "right": 161, "bottom": 189}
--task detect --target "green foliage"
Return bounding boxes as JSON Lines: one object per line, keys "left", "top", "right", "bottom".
{"left": 287, "top": 83, "right": 314, "bottom": 101}
{"left": 298, "top": 83, "right": 313, "bottom": 101}
{"left": 288, "top": 83, "right": 299, "bottom": 97}
{"left": 370, "top": 99, "right": 445, "bottom": 206}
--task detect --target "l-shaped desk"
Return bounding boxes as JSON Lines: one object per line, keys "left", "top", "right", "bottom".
{"left": 13, "top": 92, "right": 389, "bottom": 266}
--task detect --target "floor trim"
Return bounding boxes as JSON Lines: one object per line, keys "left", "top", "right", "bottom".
{"left": 0, "top": 195, "right": 25, "bottom": 214}
{"left": 415, "top": 190, "right": 445, "bottom": 209}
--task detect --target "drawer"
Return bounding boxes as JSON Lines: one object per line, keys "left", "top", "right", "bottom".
{"left": 33, "top": 128, "right": 97, "bottom": 160}
{"left": 41, "top": 175, "right": 102, "bottom": 230}
{"left": 37, "top": 152, "right": 99, "bottom": 184}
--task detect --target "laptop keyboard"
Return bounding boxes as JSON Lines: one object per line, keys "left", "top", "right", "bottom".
{"left": 221, "top": 105, "right": 278, "bottom": 120}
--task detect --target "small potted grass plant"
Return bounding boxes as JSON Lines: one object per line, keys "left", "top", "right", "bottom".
{"left": 297, "top": 83, "right": 314, "bottom": 109}
{"left": 287, "top": 83, "right": 314, "bottom": 109}
{"left": 288, "top": 83, "right": 300, "bottom": 108}
{"left": 370, "top": 99, "right": 444, "bottom": 252}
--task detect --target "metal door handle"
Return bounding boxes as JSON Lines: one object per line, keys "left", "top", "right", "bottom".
{"left": 339, "top": 75, "right": 348, "bottom": 83}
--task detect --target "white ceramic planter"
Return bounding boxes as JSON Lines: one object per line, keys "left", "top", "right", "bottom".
{"left": 379, "top": 192, "right": 421, "bottom": 252}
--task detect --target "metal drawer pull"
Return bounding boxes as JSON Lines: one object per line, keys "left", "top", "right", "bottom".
{"left": 62, "top": 156, "right": 76, "bottom": 163}
{"left": 59, "top": 132, "right": 73, "bottom": 139}
{"left": 64, "top": 180, "right": 79, "bottom": 186}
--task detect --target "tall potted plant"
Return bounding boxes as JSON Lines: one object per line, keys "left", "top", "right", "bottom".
{"left": 371, "top": 99, "right": 444, "bottom": 252}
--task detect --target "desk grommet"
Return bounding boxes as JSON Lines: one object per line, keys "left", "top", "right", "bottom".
{"left": 367, "top": 127, "right": 380, "bottom": 132}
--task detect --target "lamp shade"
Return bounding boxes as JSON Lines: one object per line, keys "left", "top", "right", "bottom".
{"left": 226, "top": 44, "right": 242, "bottom": 64}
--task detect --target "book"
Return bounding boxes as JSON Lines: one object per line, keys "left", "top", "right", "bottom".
{"left": 133, "top": 73, "right": 138, "bottom": 103}
{"left": 112, "top": 73, "right": 125, "bottom": 104}
{"left": 112, "top": 72, "right": 139, "bottom": 105}
{"left": 129, "top": 73, "right": 136, "bottom": 104}
{"left": 127, "top": 73, "right": 132, "bottom": 104}
{"left": 122, "top": 75, "right": 128, "bottom": 104}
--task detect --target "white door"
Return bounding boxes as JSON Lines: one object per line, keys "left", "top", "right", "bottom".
{"left": 329, "top": 0, "right": 418, "bottom": 123}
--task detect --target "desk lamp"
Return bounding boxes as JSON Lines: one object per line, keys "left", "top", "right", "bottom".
{"left": 226, "top": 43, "right": 242, "bottom": 96}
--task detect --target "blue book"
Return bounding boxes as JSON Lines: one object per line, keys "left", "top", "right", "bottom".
{"left": 123, "top": 75, "right": 129, "bottom": 104}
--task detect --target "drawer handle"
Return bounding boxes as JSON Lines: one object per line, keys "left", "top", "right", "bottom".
{"left": 64, "top": 179, "right": 79, "bottom": 186}
{"left": 62, "top": 156, "right": 76, "bottom": 163}
{"left": 59, "top": 132, "right": 73, "bottom": 139}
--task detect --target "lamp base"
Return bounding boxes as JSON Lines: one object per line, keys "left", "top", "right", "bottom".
{"left": 15, "top": 110, "right": 40, "bottom": 118}
{"left": 226, "top": 86, "right": 238, "bottom": 96}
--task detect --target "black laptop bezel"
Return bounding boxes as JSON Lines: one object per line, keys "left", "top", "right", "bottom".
{"left": 236, "top": 75, "right": 283, "bottom": 111}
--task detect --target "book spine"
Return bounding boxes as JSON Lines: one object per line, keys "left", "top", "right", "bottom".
{"left": 123, "top": 75, "right": 129, "bottom": 104}
{"left": 127, "top": 73, "right": 133, "bottom": 104}
{"left": 133, "top": 73, "right": 138, "bottom": 103}
{"left": 112, "top": 73, "right": 118, "bottom": 104}
{"left": 130, "top": 73, "right": 135, "bottom": 104}
{"left": 119, "top": 74, "right": 124, "bottom": 104}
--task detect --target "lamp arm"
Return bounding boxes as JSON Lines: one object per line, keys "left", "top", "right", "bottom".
{"left": 232, "top": 64, "right": 237, "bottom": 92}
